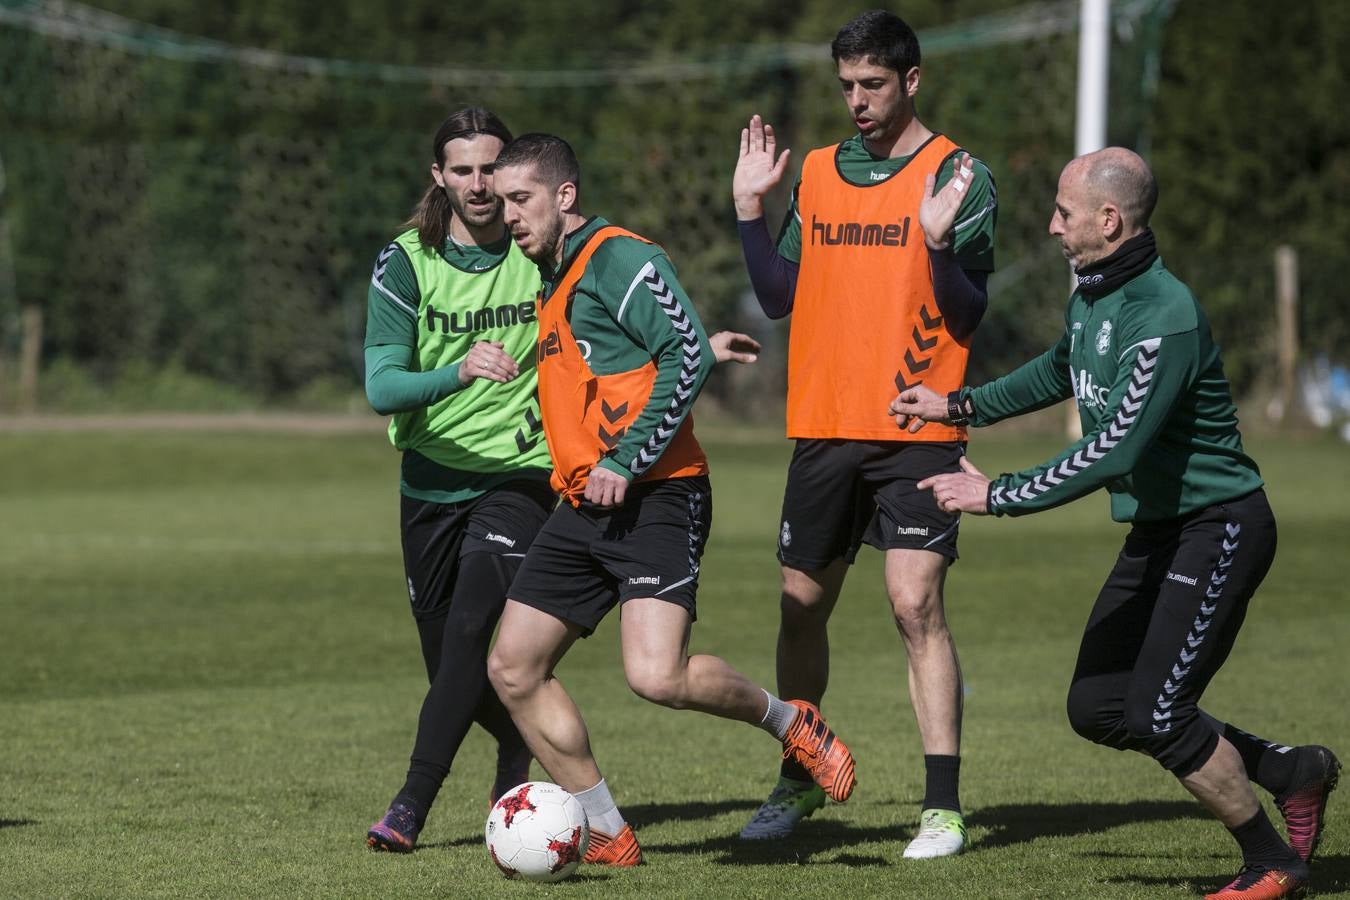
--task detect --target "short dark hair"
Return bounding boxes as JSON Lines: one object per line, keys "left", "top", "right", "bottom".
{"left": 831, "top": 10, "right": 921, "bottom": 73}
{"left": 494, "top": 133, "right": 581, "bottom": 192}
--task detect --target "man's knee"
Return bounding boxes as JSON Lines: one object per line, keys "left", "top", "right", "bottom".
{"left": 1066, "top": 678, "right": 1122, "bottom": 746}
{"left": 444, "top": 606, "right": 498, "bottom": 644}
{"left": 625, "top": 663, "right": 685, "bottom": 709}
{"left": 1123, "top": 706, "right": 1218, "bottom": 776}
{"left": 446, "top": 554, "right": 510, "bottom": 641}
{"left": 487, "top": 646, "right": 532, "bottom": 703}
{"left": 779, "top": 567, "right": 836, "bottom": 630}
{"left": 887, "top": 580, "right": 945, "bottom": 639}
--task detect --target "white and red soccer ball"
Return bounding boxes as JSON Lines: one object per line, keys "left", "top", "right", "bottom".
{"left": 484, "top": 781, "right": 589, "bottom": 882}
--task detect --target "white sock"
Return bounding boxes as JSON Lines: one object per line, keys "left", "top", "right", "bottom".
{"left": 759, "top": 690, "right": 797, "bottom": 741}
{"left": 575, "top": 778, "right": 625, "bottom": 836}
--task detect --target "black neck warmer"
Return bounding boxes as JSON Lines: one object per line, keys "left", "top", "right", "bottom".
{"left": 1074, "top": 228, "right": 1158, "bottom": 297}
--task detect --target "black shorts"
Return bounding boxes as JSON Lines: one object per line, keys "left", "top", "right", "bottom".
{"left": 508, "top": 476, "right": 712, "bottom": 636}
{"left": 401, "top": 479, "right": 556, "bottom": 621}
{"left": 777, "top": 439, "right": 963, "bottom": 570}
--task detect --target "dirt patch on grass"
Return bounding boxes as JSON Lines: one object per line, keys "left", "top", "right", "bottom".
{"left": 0, "top": 412, "right": 386, "bottom": 433}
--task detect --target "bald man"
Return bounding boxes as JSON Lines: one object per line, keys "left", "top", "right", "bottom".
{"left": 891, "top": 148, "right": 1337, "bottom": 900}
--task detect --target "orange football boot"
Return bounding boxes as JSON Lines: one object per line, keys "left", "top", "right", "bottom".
{"left": 1205, "top": 865, "right": 1307, "bottom": 900}
{"left": 781, "top": 700, "right": 856, "bottom": 803}
{"left": 584, "top": 822, "right": 643, "bottom": 867}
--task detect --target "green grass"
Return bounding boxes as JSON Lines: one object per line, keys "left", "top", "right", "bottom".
{"left": 2, "top": 424, "right": 1348, "bottom": 898}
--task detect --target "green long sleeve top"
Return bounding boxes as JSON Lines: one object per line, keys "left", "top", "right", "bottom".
{"left": 965, "top": 257, "right": 1263, "bottom": 522}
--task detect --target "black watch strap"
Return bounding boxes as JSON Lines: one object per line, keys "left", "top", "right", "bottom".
{"left": 946, "top": 390, "right": 973, "bottom": 426}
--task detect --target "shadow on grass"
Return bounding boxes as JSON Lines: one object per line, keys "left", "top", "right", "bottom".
{"left": 0, "top": 819, "right": 37, "bottom": 828}
{"left": 426, "top": 798, "right": 1219, "bottom": 870}
{"left": 647, "top": 818, "right": 902, "bottom": 866}
{"left": 1310, "top": 854, "right": 1350, "bottom": 896}
{"left": 968, "top": 800, "right": 1208, "bottom": 851}
{"left": 624, "top": 798, "right": 759, "bottom": 829}
{"left": 647, "top": 799, "right": 1212, "bottom": 866}
{"left": 1105, "top": 854, "right": 1349, "bottom": 896}
{"left": 418, "top": 799, "right": 759, "bottom": 852}
{"left": 419, "top": 835, "right": 483, "bottom": 850}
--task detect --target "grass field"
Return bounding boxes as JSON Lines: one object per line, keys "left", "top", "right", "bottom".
{"left": 2, "top": 422, "right": 1348, "bottom": 898}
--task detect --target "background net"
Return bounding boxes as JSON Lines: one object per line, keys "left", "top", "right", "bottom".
{"left": 0, "top": 0, "right": 1181, "bottom": 413}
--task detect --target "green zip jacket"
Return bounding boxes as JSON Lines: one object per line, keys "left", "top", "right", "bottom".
{"left": 964, "top": 257, "right": 1263, "bottom": 522}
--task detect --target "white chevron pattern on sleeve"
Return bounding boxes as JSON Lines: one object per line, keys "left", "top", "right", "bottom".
{"left": 990, "top": 338, "right": 1161, "bottom": 512}
{"left": 370, "top": 243, "right": 417, "bottom": 318}
{"left": 628, "top": 264, "right": 702, "bottom": 478}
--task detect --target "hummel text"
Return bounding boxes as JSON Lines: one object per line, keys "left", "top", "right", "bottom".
{"left": 810, "top": 214, "right": 911, "bottom": 247}
{"left": 425, "top": 300, "right": 535, "bottom": 336}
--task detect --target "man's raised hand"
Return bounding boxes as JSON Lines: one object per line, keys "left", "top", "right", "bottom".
{"left": 733, "top": 114, "right": 791, "bottom": 221}
{"left": 918, "top": 152, "right": 975, "bottom": 251}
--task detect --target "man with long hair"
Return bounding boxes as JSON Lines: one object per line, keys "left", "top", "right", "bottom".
{"left": 363, "top": 110, "right": 763, "bottom": 854}
{"left": 363, "top": 107, "right": 550, "bottom": 852}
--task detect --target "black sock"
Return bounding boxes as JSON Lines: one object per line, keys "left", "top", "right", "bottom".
{"left": 922, "top": 754, "right": 961, "bottom": 813}
{"left": 1228, "top": 808, "right": 1303, "bottom": 872}
{"left": 1223, "top": 724, "right": 1298, "bottom": 796}
{"left": 780, "top": 758, "right": 813, "bottom": 782}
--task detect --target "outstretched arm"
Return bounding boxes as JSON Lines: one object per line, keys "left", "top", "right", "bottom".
{"left": 943, "top": 332, "right": 1199, "bottom": 517}
{"left": 888, "top": 329, "right": 1072, "bottom": 434}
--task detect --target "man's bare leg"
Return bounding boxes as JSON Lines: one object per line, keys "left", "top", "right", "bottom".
{"left": 620, "top": 597, "right": 769, "bottom": 720}
{"left": 884, "top": 549, "right": 962, "bottom": 756}
{"left": 776, "top": 560, "right": 849, "bottom": 709}
{"left": 886, "top": 548, "right": 967, "bottom": 859}
{"left": 486, "top": 599, "right": 596, "bottom": 793}
{"left": 619, "top": 596, "right": 856, "bottom": 804}
{"left": 1182, "top": 736, "right": 1307, "bottom": 896}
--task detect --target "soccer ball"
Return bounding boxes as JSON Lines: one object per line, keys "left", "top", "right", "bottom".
{"left": 484, "top": 781, "right": 589, "bottom": 882}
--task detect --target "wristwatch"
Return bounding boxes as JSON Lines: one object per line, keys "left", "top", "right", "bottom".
{"left": 946, "top": 390, "right": 974, "bottom": 426}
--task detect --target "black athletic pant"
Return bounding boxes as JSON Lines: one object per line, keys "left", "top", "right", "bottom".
{"left": 401, "top": 552, "right": 528, "bottom": 810}
{"left": 1066, "top": 489, "right": 1277, "bottom": 778}
{"left": 396, "top": 485, "right": 552, "bottom": 815}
